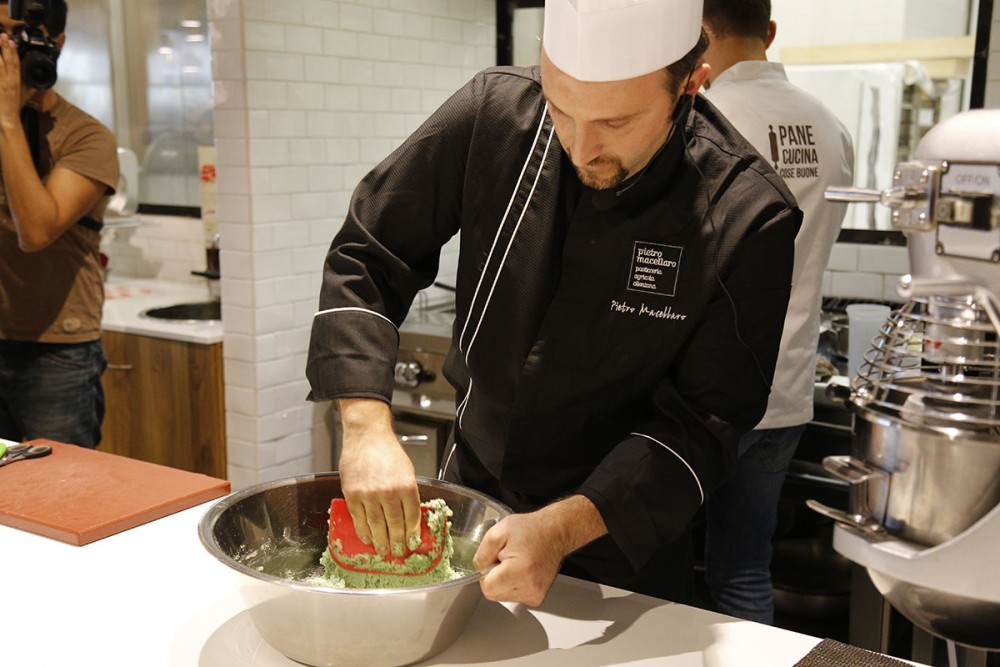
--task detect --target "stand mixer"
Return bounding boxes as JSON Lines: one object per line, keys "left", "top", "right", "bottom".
{"left": 808, "top": 108, "right": 1000, "bottom": 652}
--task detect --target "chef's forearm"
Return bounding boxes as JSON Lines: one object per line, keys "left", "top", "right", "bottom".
{"left": 542, "top": 494, "right": 608, "bottom": 556}
{"left": 338, "top": 398, "right": 395, "bottom": 444}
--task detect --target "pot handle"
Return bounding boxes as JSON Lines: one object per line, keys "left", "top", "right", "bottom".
{"left": 805, "top": 500, "right": 887, "bottom": 540}
{"left": 822, "top": 455, "right": 891, "bottom": 524}
{"left": 822, "top": 455, "right": 887, "bottom": 485}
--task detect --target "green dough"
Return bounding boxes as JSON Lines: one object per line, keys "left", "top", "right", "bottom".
{"left": 318, "top": 498, "right": 461, "bottom": 589}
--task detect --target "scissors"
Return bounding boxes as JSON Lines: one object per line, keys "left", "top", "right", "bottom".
{"left": 0, "top": 443, "right": 53, "bottom": 467}
{"left": 0, "top": 436, "right": 20, "bottom": 459}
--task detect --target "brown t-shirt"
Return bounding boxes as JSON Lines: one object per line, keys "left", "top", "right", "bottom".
{"left": 0, "top": 95, "right": 118, "bottom": 343}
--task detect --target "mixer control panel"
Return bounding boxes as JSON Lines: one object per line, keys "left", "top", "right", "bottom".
{"left": 935, "top": 162, "right": 1000, "bottom": 263}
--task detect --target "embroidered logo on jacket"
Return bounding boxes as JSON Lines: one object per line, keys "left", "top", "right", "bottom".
{"left": 628, "top": 241, "right": 682, "bottom": 297}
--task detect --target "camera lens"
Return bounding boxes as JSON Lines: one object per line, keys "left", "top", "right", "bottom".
{"left": 21, "top": 50, "right": 57, "bottom": 90}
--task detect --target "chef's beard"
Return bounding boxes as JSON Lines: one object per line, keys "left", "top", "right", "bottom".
{"left": 572, "top": 156, "right": 629, "bottom": 190}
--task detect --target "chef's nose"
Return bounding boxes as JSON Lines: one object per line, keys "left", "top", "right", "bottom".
{"left": 569, "top": 125, "right": 603, "bottom": 167}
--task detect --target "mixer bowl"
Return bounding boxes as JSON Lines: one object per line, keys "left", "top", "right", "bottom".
{"left": 846, "top": 402, "right": 1000, "bottom": 546}
{"left": 198, "top": 473, "right": 511, "bottom": 667}
{"left": 836, "top": 384, "right": 1000, "bottom": 649}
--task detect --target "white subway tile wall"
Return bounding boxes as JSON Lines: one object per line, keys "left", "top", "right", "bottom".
{"left": 822, "top": 243, "right": 909, "bottom": 302}
{"left": 100, "top": 215, "right": 208, "bottom": 283}
{"left": 206, "top": 0, "right": 493, "bottom": 488}
{"left": 857, "top": 244, "right": 910, "bottom": 275}
{"left": 825, "top": 244, "right": 859, "bottom": 272}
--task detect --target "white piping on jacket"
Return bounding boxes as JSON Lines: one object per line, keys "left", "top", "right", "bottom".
{"left": 313, "top": 306, "right": 398, "bottom": 330}
{"left": 457, "top": 105, "right": 555, "bottom": 431}
{"left": 630, "top": 432, "right": 705, "bottom": 504}
{"left": 456, "top": 380, "right": 473, "bottom": 430}
{"left": 458, "top": 102, "right": 552, "bottom": 355}
{"left": 464, "top": 127, "right": 555, "bottom": 357}
{"left": 438, "top": 441, "right": 456, "bottom": 480}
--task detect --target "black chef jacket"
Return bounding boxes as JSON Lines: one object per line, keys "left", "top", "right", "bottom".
{"left": 307, "top": 66, "right": 800, "bottom": 590}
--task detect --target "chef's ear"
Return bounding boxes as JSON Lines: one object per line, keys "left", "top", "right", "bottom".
{"left": 672, "top": 66, "right": 700, "bottom": 123}
{"left": 685, "top": 63, "right": 710, "bottom": 96}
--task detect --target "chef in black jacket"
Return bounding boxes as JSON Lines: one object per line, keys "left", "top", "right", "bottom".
{"left": 307, "top": 0, "right": 800, "bottom": 607}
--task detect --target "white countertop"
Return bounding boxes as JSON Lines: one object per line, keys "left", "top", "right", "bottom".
{"left": 0, "top": 502, "right": 832, "bottom": 667}
{"left": 102, "top": 277, "right": 223, "bottom": 344}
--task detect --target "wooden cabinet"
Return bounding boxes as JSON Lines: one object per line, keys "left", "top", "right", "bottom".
{"left": 100, "top": 330, "right": 226, "bottom": 479}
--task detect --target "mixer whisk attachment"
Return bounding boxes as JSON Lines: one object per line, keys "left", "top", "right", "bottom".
{"left": 852, "top": 294, "right": 1000, "bottom": 432}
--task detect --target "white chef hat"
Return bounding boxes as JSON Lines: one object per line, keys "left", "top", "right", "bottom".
{"left": 543, "top": 0, "right": 703, "bottom": 82}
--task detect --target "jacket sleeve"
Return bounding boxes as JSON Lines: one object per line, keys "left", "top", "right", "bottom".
{"left": 305, "top": 74, "right": 485, "bottom": 403}
{"left": 579, "top": 167, "right": 801, "bottom": 571}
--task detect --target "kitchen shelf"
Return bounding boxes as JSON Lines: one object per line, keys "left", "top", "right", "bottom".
{"left": 781, "top": 35, "right": 975, "bottom": 80}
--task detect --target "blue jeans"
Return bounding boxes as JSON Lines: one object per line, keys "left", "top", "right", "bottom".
{"left": 0, "top": 340, "right": 107, "bottom": 448}
{"left": 704, "top": 424, "right": 806, "bottom": 624}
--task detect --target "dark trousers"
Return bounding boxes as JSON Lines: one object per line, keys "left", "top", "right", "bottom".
{"left": 443, "top": 440, "right": 694, "bottom": 604}
{"left": 0, "top": 339, "right": 107, "bottom": 448}
{"left": 704, "top": 424, "right": 806, "bottom": 624}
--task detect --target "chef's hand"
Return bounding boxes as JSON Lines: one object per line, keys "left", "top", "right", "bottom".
{"left": 337, "top": 398, "right": 422, "bottom": 558}
{"left": 0, "top": 34, "right": 24, "bottom": 130}
{"left": 473, "top": 494, "right": 607, "bottom": 607}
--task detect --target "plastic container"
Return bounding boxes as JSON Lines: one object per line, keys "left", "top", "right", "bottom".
{"left": 846, "top": 303, "right": 891, "bottom": 378}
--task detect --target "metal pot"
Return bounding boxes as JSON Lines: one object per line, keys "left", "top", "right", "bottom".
{"left": 821, "top": 391, "right": 1000, "bottom": 547}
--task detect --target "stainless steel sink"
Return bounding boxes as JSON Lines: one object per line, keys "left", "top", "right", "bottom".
{"left": 141, "top": 301, "right": 221, "bottom": 322}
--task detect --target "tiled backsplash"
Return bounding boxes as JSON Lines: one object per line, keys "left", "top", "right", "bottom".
{"left": 101, "top": 215, "right": 210, "bottom": 284}
{"left": 823, "top": 242, "right": 910, "bottom": 303}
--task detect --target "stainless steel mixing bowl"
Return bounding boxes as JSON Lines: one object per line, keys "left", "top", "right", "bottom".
{"left": 198, "top": 473, "right": 511, "bottom": 667}
{"left": 842, "top": 378, "right": 1000, "bottom": 547}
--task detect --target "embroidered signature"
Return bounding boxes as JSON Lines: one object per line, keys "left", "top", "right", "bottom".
{"left": 610, "top": 299, "right": 687, "bottom": 320}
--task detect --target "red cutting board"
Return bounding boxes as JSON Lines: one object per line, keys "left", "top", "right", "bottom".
{"left": 0, "top": 440, "right": 230, "bottom": 546}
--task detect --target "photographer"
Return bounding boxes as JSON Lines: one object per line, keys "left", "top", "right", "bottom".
{"left": 0, "top": 0, "right": 118, "bottom": 448}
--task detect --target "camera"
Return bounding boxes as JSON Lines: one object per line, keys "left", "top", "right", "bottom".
{"left": 8, "top": 0, "right": 61, "bottom": 90}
